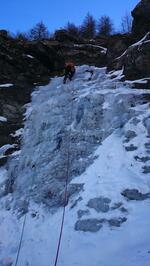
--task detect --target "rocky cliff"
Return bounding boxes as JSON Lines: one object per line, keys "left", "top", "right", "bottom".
{"left": 132, "top": 0, "right": 150, "bottom": 39}
{"left": 0, "top": 31, "right": 64, "bottom": 163}
{"left": 108, "top": 0, "right": 150, "bottom": 86}
{"left": 109, "top": 32, "right": 150, "bottom": 87}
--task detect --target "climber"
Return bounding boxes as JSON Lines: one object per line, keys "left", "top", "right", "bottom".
{"left": 63, "top": 61, "right": 76, "bottom": 84}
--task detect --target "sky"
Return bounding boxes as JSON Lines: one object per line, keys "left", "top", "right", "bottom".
{"left": 0, "top": 0, "right": 139, "bottom": 34}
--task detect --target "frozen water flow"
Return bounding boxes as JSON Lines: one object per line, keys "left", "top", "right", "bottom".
{"left": 0, "top": 65, "right": 150, "bottom": 266}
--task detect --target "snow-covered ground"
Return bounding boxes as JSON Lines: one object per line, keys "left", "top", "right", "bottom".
{"left": 0, "top": 66, "right": 150, "bottom": 266}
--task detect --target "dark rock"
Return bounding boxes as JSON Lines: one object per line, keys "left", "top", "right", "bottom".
{"left": 0, "top": 156, "right": 8, "bottom": 167}
{"left": 127, "top": 79, "right": 150, "bottom": 90}
{"left": 4, "top": 145, "right": 19, "bottom": 156}
{"left": 0, "top": 124, "right": 19, "bottom": 147}
{"left": 143, "top": 117, "right": 150, "bottom": 136}
{"left": 75, "top": 218, "right": 103, "bottom": 232}
{"left": 70, "top": 196, "right": 83, "bottom": 209}
{"left": 94, "top": 36, "right": 109, "bottom": 48}
{"left": 107, "top": 34, "right": 134, "bottom": 71}
{"left": 145, "top": 142, "right": 150, "bottom": 150}
{"left": 131, "top": 117, "right": 140, "bottom": 126}
{"left": 24, "top": 40, "right": 64, "bottom": 73}
{"left": 68, "top": 183, "right": 84, "bottom": 196}
{"left": 125, "top": 144, "right": 138, "bottom": 151}
{"left": 121, "top": 189, "right": 150, "bottom": 200}
{"left": 120, "top": 207, "right": 128, "bottom": 213}
{"left": 3, "top": 177, "right": 14, "bottom": 195}
{"left": 77, "top": 209, "right": 90, "bottom": 219}
{"left": 59, "top": 42, "right": 107, "bottom": 67}
{"left": 87, "top": 197, "right": 111, "bottom": 213}
{"left": 5, "top": 199, "right": 12, "bottom": 211}
{"left": 108, "top": 217, "right": 127, "bottom": 227}
{"left": 132, "top": 0, "right": 150, "bottom": 39}
{"left": 142, "top": 166, "right": 150, "bottom": 174}
{"left": 123, "top": 34, "right": 150, "bottom": 80}
{"left": 134, "top": 155, "right": 150, "bottom": 162}
{"left": 111, "top": 202, "right": 123, "bottom": 210}
{"left": 60, "top": 183, "right": 84, "bottom": 206}
{"left": 54, "top": 29, "right": 79, "bottom": 43}
{"left": 0, "top": 85, "right": 33, "bottom": 148}
{"left": 124, "top": 130, "right": 137, "bottom": 143}
{"left": 109, "top": 32, "right": 150, "bottom": 82}
{"left": 31, "top": 212, "right": 37, "bottom": 218}
{"left": 0, "top": 34, "right": 64, "bottom": 85}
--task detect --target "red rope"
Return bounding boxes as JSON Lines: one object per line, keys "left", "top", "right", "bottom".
{"left": 54, "top": 162, "right": 69, "bottom": 266}
{"left": 54, "top": 86, "right": 74, "bottom": 266}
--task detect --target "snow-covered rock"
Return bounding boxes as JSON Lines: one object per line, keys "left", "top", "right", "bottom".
{"left": 109, "top": 32, "right": 150, "bottom": 84}
{"left": 0, "top": 116, "right": 7, "bottom": 122}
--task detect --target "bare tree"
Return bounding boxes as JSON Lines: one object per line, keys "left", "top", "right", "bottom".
{"left": 65, "top": 22, "right": 79, "bottom": 37}
{"left": 121, "top": 13, "right": 132, "bottom": 33}
{"left": 97, "top": 16, "right": 114, "bottom": 36}
{"left": 80, "top": 13, "right": 96, "bottom": 39}
{"left": 29, "top": 21, "right": 49, "bottom": 40}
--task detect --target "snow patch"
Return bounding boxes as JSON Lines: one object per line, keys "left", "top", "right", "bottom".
{"left": 0, "top": 116, "right": 7, "bottom": 122}
{"left": 0, "top": 84, "right": 13, "bottom": 88}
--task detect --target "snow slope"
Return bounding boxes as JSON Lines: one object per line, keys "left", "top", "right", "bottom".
{"left": 0, "top": 66, "right": 150, "bottom": 266}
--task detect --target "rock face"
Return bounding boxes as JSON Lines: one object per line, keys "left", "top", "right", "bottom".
{"left": 123, "top": 33, "right": 150, "bottom": 80}
{"left": 0, "top": 32, "right": 64, "bottom": 85}
{"left": 0, "top": 85, "right": 33, "bottom": 166}
{"left": 0, "top": 31, "right": 65, "bottom": 155}
{"left": 107, "top": 34, "right": 134, "bottom": 71}
{"left": 0, "top": 30, "right": 108, "bottom": 85}
{"left": 132, "top": 0, "right": 150, "bottom": 39}
{"left": 107, "top": 0, "right": 150, "bottom": 83}
{"left": 54, "top": 30, "right": 108, "bottom": 67}
{"left": 110, "top": 32, "right": 150, "bottom": 84}
{"left": 62, "top": 43, "right": 107, "bottom": 67}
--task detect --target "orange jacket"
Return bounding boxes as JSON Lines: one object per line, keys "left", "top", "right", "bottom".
{"left": 65, "top": 62, "right": 75, "bottom": 72}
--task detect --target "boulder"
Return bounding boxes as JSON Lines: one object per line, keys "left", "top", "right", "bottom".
{"left": 132, "top": 0, "right": 150, "bottom": 39}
